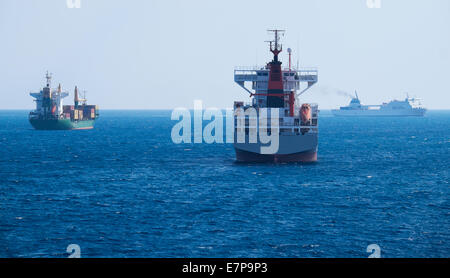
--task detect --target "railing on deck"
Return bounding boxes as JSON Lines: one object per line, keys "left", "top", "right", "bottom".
{"left": 234, "top": 67, "right": 318, "bottom": 83}
{"left": 233, "top": 104, "right": 319, "bottom": 135}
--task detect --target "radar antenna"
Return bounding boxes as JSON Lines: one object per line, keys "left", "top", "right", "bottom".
{"left": 45, "top": 71, "right": 52, "bottom": 88}
{"left": 266, "top": 29, "right": 285, "bottom": 62}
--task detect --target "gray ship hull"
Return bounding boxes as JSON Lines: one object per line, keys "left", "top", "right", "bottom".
{"left": 233, "top": 133, "right": 318, "bottom": 163}
{"left": 235, "top": 148, "right": 317, "bottom": 163}
{"left": 331, "top": 108, "right": 426, "bottom": 117}
{"left": 331, "top": 109, "right": 426, "bottom": 117}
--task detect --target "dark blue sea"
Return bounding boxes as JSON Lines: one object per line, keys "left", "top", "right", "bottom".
{"left": 0, "top": 110, "right": 449, "bottom": 258}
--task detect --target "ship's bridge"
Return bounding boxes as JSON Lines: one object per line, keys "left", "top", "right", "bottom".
{"left": 350, "top": 98, "right": 360, "bottom": 105}
{"left": 234, "top": 66, "right": 318, "bottom": 96}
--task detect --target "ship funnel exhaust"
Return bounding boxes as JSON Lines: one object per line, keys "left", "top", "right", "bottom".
{"left": 74, "top": 86, "right": 79, "bottom": 108}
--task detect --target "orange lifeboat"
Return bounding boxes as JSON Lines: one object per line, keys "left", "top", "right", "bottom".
{"left": 300, "top": 103, "right": 311, "bottom": 125}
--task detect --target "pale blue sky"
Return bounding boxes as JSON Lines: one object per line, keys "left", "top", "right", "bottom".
{"left": 0, "top": 0, "right": 449, "bottom": 109}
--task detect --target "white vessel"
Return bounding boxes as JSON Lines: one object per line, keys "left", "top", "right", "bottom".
{"left": 331, "top": 92, "right": 426, "bottom": 117}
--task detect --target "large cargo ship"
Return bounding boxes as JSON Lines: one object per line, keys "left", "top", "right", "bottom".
{"left": 331, "top": 91, "right": 426, "bottom": 117}
{"left": 29, "top": 72, "right": 99, "bottom": 130}
{"left": 233, "top": 30, "right": 319, "bottom": 163}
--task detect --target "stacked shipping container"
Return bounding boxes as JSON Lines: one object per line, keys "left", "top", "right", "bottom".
{"left": 63, "top": 105, "right": 98, "bottom": 120}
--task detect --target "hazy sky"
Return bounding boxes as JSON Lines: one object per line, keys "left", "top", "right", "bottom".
{"left": 1, "top": 0, "right": 449, "bottom": 109}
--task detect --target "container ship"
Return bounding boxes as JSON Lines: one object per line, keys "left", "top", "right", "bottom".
{"left": 233, "top": 30, "right": 319, "bottom": 163}
{"left": 29, "top": 72, "right": 99, "bottom": 130}
{"left": 331, "top": 91, "right": 426, "bottom": 117}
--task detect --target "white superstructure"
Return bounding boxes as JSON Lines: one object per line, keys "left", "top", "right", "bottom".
{"left": 29, "top": 72, "right": 69, "bottom": 119}
{"left": 232, "top": 30, "right": 320, "bottom": 162}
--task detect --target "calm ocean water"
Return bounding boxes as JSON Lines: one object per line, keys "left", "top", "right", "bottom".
{"left": 0, "top": 110, "right": 449, "bottom": 258}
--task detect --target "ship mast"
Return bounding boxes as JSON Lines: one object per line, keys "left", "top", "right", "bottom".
{"left": 267, "top": 29, "right": 285, "bottom": 62}
{"left": 234, "top": 30, "right": 318, "bottom": 107}
{"left": 45, "top": 71, "right": 52, "bottom": 88}
{"left": 42, "top": 71, "right": 53, "bottom": 116}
